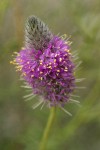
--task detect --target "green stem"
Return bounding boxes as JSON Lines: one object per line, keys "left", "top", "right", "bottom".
{"left": 39, "top": 107, "right": 56, "bottom": 150}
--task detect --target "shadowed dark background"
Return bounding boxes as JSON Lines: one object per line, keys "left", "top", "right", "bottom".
{"left": 0, "top": 0, "right": 100, "bottom": 150}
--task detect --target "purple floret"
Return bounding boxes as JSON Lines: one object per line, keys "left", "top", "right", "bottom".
{"left": 15, "top": 36, "right": 75, "bottom": 106}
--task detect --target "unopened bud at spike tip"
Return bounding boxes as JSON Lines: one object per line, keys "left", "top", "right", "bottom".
{"left": 25, "top": 16, "right": 53, "bottom": 50}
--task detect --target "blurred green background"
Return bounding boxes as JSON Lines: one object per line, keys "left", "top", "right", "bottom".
{"left": 0, "top": 0, "right": 100, "bottom": 150}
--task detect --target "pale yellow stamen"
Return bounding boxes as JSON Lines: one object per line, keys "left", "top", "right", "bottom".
{"left": 54, "top": 59, "right": 56, "bottom": 63}
{"left": 47, "top": 66, "right": 52, "bottom": 69}
{"left": 64, "top": 69, "right": 68, "bottom": 72}
{"left": 31, "top": 75, "right": 34, "bottom": 78}
{"left": 40, "top": 72, "right": 43, "bottom": 74}
{"left": 40, "top": 77, "right": 43, "bottom": 80}
{"left": 21, "top": 47, "right": 25, "bottom": 50}
{"left": 23, "top": 73, "right": 26, "bottom": 76}
{"left": 59, "top": 58, "right": 62, "bottom": 62}
{"left": 57, "top": 70, "right": 60, "bottom": 72}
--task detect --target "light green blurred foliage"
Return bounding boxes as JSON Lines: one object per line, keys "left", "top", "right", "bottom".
{"left": 0, "top": 0, "right": 100, "bottom": 150}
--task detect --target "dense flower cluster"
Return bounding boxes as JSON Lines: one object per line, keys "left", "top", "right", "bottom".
{"left": 10, "top": 16, "right": 80, "bottom": 110}
{"left": 13, "top": 36, "right": 75, "bottom": 107}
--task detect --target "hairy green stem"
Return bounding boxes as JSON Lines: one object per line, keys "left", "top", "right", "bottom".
{"left": 39, "top": 107, "right": 56, "bottom": 150}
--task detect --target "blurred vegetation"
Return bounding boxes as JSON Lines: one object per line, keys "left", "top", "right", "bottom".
{"left": 0, "top": 0, "right": 100, "bottom": 150}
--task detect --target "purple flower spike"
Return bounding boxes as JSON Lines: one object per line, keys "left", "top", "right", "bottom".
{"left": 11, "top": 16, "right": 81, "bottom": 112}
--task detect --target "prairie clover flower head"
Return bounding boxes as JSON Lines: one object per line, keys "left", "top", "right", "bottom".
{"left": 11, "top": 16, "right": 81, "bottom": 113}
